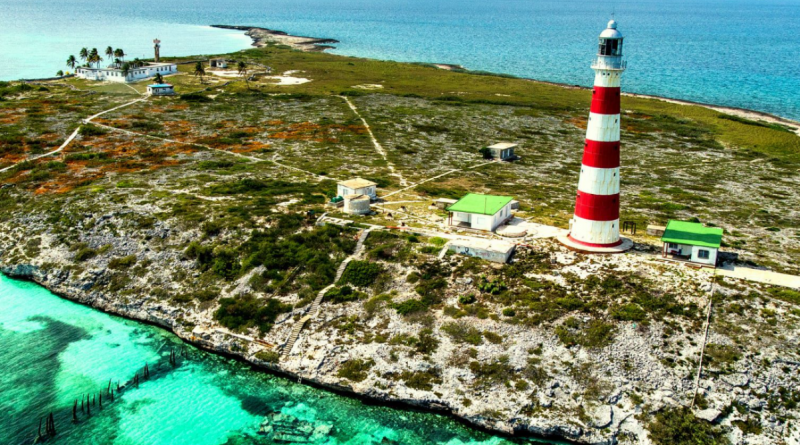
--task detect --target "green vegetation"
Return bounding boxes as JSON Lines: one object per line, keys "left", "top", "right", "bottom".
{"left": 338, "top": 260, "right": 383, "bottom": 288}
{"left": 108, "top": 255, "right": 137, "bottom": 269}
{"left": 555, "top": 317, "right": 616, "bottom": 349}
{"left": 338, "top": 358, "right": 374, "bottom": 382}
{"left": 647, "top": 408, "right": 730, "bottom": 445}
{"left": 441, "top": 321, "right": 483, "bottom": 345}
{"left": 213, "top": 294, "right": 292, "bottom": 334}
{"left": 255, "top": 350, "right": 280, "bottom": 363}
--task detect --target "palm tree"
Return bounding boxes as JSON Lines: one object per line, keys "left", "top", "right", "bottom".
{"left": 56, "top": 70, "right": 64, "bottom": 77}
{"left": 237, "top": 61, "right": 249, "bottom": 89}
{"left": 193, "top": 61, "right": 205, "bottom": 83}
{"left": 66, "top": 55, "right": 77, "bottom": 71}
{"left": 89, "top": 48, "right": 99, "bottom": 68}
{"left": 154, "top": 73, "right": 164, "bottom": 84}
{"left": 105, "top": 46, "right": 114, "bottom": 65}
{"left": 114, "top": 48, "right": 125, "bottom": 62}
{"left": 121, "top": 62, "right": 131, "bottom": 80}
{"left": 79, "top": 48, "right": 89, "bottom": 65}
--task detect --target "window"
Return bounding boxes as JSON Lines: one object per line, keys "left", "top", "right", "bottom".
{"left": 668, "top": 243, "right": 678, "bottom": 250}
{"left": 697, "top": 249, "right": 710, "bottom": 260}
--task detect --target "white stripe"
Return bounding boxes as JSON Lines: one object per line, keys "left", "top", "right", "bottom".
{"left": 593, "top": 70, "right": 622, "bottom": 88}
{"left": 586, "top": 112, "right": 621, "bottom": 142}
{"left": 577, "top": 166, "right": 620, "bottom": 195}
{"left": 570, "top": 216, "right": 620, "bottom": 245}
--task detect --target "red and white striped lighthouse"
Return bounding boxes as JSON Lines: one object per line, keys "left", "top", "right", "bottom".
{"left": 566, "top": 20, "right": 628, "bottom": 250}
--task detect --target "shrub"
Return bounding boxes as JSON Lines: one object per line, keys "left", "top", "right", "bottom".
{"left": 648, "top": 407, "right": 730, "bottom": 445}
{"left": 502, "top": 307, "right": 516, "bottom": 317}
{"left": 337, "top": 359, "right": 374, "bottom": 382}
{"left": 393, "top": 298, "right": 427, "bottom": 315}
{"left": 339, "top": 261, "right": 383, "bottom": 288}
{"left": 323, "top": 285, "right": 361, "bottom": 304}
{"left": 78, "top": 125, "right": 108, "bottom": 137}
{"left": 255, "top": 350, "right": 280, "bottom": 363}
{"left": 108, "top": 255, "right": 137, "bottom": 269}
{"left": 459, "top": 294, "right": 477, "bottom": 305}
{"left": 555, "top": 317, "right": 615, "bottom": 349}
{"left": 611, "top": 303, "right": 647, "bottom": 322}
{"left": 469, "top": 355, "right": 514, "bottom": 385}
{"left": 214, "top": 294, "right": 291, "bottom": 334}
{"left": 441, "top": 321, "right": 483, "bottom": 345}
{"left": 483, "top": 331, "right": 504, "bottom": 344}
{"left": 401, "top": 369, "right": 442, "bottom": 391}
{"left": 75, "top": 247, "right": 98, "bottom": 261}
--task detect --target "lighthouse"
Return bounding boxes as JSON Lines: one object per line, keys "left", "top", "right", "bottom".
{"left": 560, "top": 20, "right": 632, "bottom": 252}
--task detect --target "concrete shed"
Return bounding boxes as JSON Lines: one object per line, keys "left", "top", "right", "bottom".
{"left": 337, "top": 178, "right": 377, "bottom": 200}
{"left": 448, "top": 239, "right": 516, "bottom": 263}
{"left": 343, "top": 194, "right": 371, "bottom": 215}
{"left": 487, "top": 142, "right": 518, "bottom": 161}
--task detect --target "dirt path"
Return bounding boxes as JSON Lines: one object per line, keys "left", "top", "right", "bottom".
{"left": 339, "top": 96, "right": 407, "bottom": 186}
{"left": 1, "top": 98, "right": 146, "bottom": 175}
{"left": 717, "top": 264, "right": 800, "bottom": 289}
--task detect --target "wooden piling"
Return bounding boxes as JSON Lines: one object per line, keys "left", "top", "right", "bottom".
{"left": 99, "top": 392, "right": 102, "bottom": 408}
{"left": 73, "top": 400, "right": 78, "bottom": 422}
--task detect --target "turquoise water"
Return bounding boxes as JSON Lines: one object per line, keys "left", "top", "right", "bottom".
{"left": 1, "top": 0, "right": 799, "bottom": 120}
{"left": 0, "top": 274, "right": 551, "bottom": 445}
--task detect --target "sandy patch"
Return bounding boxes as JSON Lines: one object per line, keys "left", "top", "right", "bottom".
{"left": 353, "top": 84, "right": 384, "bottom": 90}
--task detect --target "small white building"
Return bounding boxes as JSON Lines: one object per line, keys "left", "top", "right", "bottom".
{"left": 448, "top": 239, "right": 516, "bottom": 263}
{"left": 447, "top": 193, "right": 514, "bottom": 232}
{"left": 209, "top": 59, "right": 228, "bottom": 68}
{"left": 75, "top": 62, "right": 177, "bottom": 84}
{"left": 661, "top": 220, "right": 723, "bottom": 267}
{"left": 146, "top": 83, "right": 175, "bottom": 96}
{"left": 343, "top": 194, "right": 371, "bottom": 215}
{"left": 487, "top": 142, "right": 518, "bottom": 161}
{"left": 337, "top": 178, "right": 377, "bottom": 201}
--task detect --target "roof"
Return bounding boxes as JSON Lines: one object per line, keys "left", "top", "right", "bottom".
{"left": 338, "top": 178, "right": 377, "bottom": 189}
{"left": 600, "top": 20, "right": 623, "bottom": 39}
{"left": 661, "top": 220, "right": 723, "bottom": 249}
{"left": 447, "top": 193, "right": 514, "bottom": 216}
{"left": 488, "top": 142, "right": 518, "bottom": 150}
{"left": 148, "top": 84, "right": 173, "bottom": 88}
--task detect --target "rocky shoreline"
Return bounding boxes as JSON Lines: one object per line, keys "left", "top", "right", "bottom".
{"left": 211, "top": 25, "right": 340, "bottom": 52}
{"left": 0, "top": 264, "right": 578, "bottom": 445}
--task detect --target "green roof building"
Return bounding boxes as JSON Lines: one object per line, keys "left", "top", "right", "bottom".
{"left": 447, "top": 193, "right": 515, "bottom": 232}
{"left": 661, "top": 220, "right": 723, "bottom": 267}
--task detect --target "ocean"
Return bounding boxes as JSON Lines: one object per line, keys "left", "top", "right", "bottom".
{"left": 1, "top": 0, "right": 799, "bottom": 120}
{"left": 0, "top": 274, "right": 558, "bottom": 445}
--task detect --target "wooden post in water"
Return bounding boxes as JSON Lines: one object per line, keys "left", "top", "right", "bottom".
{"left": 107, "top": 380, "right": 111, "bottom": 396}
{"left": 37, "top": 417, "right": 42, "bottom": 439}
{"left": 110, "top": 388, "right": 114, "bottom": 402}
{"left": 87, "top": 398, "right": 91, "bottom": 416}
{"left": 99, "top": 392, "right": 102, "bottom": 408}
{"left": 81, "top": 396, "right": 84, "bottom": 414}
{"left": 73, "top": 400, "right": 78, "bottom": 422}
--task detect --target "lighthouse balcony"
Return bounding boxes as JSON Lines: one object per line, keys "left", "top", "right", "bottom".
{"left": 591, "top": 57, "right": 627, "bottom": 71}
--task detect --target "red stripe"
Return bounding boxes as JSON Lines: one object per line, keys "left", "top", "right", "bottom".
{"left": 590, "top": 86, "right": 620, "bottom": 115}
{"left": 574, "top": 192, "right": 619, "bottom": 221}
{"left": 567, "top": 235, "right": 623, "bottom": 248}
{"left": 582, "top": 140, "right": 620, "bottom": 168}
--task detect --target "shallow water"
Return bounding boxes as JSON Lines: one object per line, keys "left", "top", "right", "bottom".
{"left": 1, "top": 0, "right": 799, "bottom": 120}
{"left": 0, "top": 274, "right": 558, "bottom": 445}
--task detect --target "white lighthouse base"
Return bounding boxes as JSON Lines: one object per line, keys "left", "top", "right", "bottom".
{"left": 556, "top": 235, "right": 634, "bottom": 254}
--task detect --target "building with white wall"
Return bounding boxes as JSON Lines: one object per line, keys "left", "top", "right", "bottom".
{"left": 487, "top": 142, "right": 518, "bottom": 161}
{"left": 146, "top": 83, "right": 175, "bottom": 96}
{"left": 447, "top": 193, "right": 514, "bottom": 232}
{"left": 337, "top": 178, "right": 377, "bottom": 201}
{"left": 661, "top": 220, "right": 723, "bottom": 267}
{"left": 75, "top": 62, "right": 177, "bottom": 84}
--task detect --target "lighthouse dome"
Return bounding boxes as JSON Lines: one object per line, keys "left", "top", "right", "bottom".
{"left": 599, "top": 20, "right": 623, "bottom": 39}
